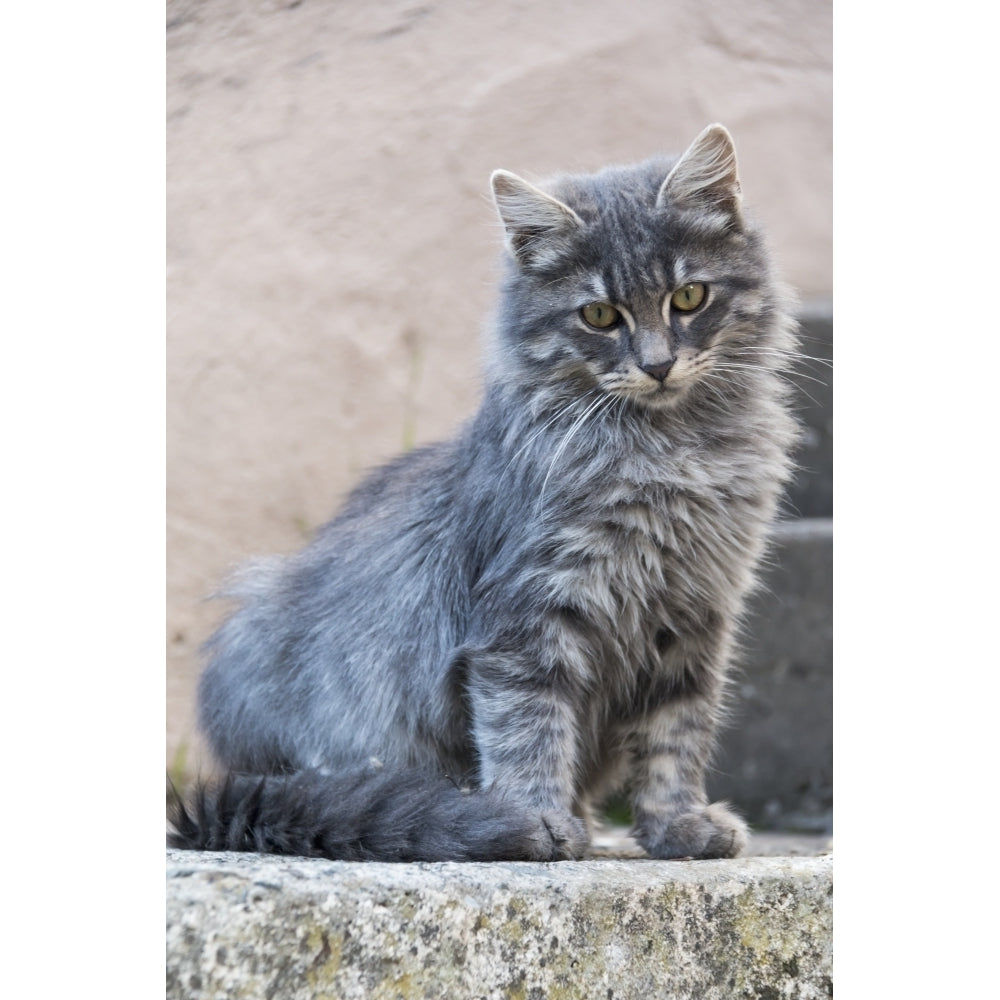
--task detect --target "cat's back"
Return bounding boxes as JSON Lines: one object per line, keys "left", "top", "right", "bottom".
{"left": 198, "top": 434, "right": 481, "bottom": 771}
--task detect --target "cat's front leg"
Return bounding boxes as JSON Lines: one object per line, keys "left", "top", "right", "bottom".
{"left": 461, "top": 647, "right": 589, "bottom": 860}
{"left": 630, "top": 695, "right": 748, "bottom": 860}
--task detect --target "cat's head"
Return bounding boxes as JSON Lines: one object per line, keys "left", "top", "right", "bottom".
{"left": 490, "top": 124, "right": 791, "bottom": 411}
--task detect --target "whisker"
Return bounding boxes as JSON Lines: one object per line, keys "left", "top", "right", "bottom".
{"left": 734, "top": 347, "right": 834, "bottom": 369}
{"left": 499, "top": 396, "right": 583, "bottom": 482}
{"left": 792, "top": 331, "right": 833, "bottom": 348}
{"left": 709, "top": 361, "right": 824, "bottom": 407}
{"left": 537, "top": 393, "right": 616, "bottom": 510}
{"left": 715, "top": 361, "right": 829, "bottom": 388}
{"left": 696, "top": 372, "right": 736, "bottom": 408}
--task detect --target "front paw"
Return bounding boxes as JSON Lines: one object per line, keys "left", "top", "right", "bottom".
{"left": 636, "top": 802, "right": 748, "bottom": 860}
{"left": 522, "top": 810, "right": 589, "bottom": 861}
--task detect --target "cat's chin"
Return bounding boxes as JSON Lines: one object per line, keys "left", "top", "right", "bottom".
{"left": 617, "top": 383, "right": 692, "bottom": 412}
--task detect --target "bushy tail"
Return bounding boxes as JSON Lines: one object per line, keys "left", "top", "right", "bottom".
{"left": 168, "top": 766, "right": 585, "bottom": 862}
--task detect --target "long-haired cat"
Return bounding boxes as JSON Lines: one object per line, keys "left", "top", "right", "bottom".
{"left": 169, "top": 124, "right": 799, "bottom": 862}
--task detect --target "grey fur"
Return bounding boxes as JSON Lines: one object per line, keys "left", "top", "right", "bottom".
{"left": 178, "top": 124, "right": 799, "bottom": 862}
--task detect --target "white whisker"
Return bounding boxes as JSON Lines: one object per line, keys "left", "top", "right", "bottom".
{"left": 712, "top": 363, "right": 824, "bottom": 407}
{"left": 714, "top": 361, "right": 829, "bottom": 389}
{"left": 736, "top": 347, "right": 833, "bottom": 369}
{"left": 499, "top": 397, "right": 582, "bottom": 482}
{"left": 725, "top": 351, "right": 831, "bottom": 385}
{"left": 696, "top": 372, "right": 734, "bottom": 408}
{"left": 537, "top": 393, "right": 616, "bottom": 510}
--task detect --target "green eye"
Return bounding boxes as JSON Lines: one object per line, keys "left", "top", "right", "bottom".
{"left": 581, "top": 301, "right": 621, "bottom": 329}
{"left": 670, "top": 282, "right": 707, "bottom": 312}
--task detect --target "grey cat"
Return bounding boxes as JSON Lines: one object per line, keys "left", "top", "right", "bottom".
{"left": 169, "top": 124, "right": 799, "bottom": 862}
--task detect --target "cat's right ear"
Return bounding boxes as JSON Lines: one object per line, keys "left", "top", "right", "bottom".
{"left": 491, "top": 170, "right": 583, "bottom": 270}
{"left": 657, "top": 123, "right": 743, "bottom": 226}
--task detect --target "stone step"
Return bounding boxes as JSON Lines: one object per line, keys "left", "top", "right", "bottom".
{"left": 710, "top": 517, "right": 833, "bottom": 832}
{"left": 166, "top": 835, "right": 833, "bottom": 1000}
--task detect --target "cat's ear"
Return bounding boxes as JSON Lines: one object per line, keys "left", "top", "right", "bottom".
{"left": 491, "top": 170, "right": 583, "bottom": 270}
{"left": 657, "top": 124, "right": 743, "bottom": 224}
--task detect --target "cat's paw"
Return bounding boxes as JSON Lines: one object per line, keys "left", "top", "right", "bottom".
{"left": 636, "top": 802, "right": 748, "bottom": 860}
{"left": 521, "top": 810, "right": 589, "bottom": 861}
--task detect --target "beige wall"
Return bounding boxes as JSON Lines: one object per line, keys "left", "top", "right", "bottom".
{"left": 166, "top": 0, "right": 832, "bottom": 776}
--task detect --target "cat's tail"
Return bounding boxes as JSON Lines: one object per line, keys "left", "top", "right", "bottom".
{"left": 167, "top": 766, "right": 587, "bottom": 862}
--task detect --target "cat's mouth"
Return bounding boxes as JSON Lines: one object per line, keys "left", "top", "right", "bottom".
{"left": 598, "top": 363, "right": 699, "bottom": 408}
{"left": 642, "top": 362, "right": 694, "bottom": 393}
{"left": 606, "top": 377, "right": 690, "bottom": 410}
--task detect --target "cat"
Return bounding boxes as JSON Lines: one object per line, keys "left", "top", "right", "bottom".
{"left": 169, "top": 123, "right": 799, "bottom": 863}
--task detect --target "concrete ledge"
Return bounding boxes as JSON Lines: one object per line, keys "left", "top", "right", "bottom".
{"left": 166, "top": 847, "right": 832, "bottom": 999}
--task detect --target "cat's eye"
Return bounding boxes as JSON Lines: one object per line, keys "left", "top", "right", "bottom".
{"left": 670, "top": 282, "right": 707, "bottom": 312}
{"left": 580, "top": 301, "right": 621, "bottom": 329}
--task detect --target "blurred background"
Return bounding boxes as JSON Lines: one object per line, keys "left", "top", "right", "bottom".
{"left": 167, "top": 0, "right": 832, "bottom": 827}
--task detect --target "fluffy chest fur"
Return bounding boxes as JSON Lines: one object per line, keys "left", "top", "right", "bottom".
{"left": 471, "top": 384, "right": 787, "bottom": 658}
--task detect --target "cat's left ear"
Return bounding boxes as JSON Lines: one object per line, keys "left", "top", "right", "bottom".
{"left": 491, "top": 170, "right": 583, "bottom": 270}
{"left": 657, "top": 123, "right": 743, "bottom": 225}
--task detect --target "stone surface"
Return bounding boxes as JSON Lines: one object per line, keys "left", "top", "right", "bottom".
{"left": 710, "top": 519, "right": 833, "bottom": 832}
{"left": 166, "top": 846, "right": 833, "bottom": 1000}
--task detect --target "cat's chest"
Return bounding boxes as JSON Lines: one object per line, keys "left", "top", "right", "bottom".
{"left": 544, "top": 462, "right": 758, "bottom": 638}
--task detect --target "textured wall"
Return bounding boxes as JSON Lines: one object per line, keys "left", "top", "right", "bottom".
{"left": 166, "top": 0, "right": 832, "bottom": 773}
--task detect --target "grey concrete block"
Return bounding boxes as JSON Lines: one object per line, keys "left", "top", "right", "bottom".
{"left": 166, "top": 849, "right": 833, "bottom": 999}
{"left": 710, "top": 519, "right": 833, "bottom": 831}
{"left": 783, "top": 306, "right": 833, "bottom": 520}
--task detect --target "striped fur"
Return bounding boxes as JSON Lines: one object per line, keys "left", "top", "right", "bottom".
{"left": 174, "top": 125, "right": 799, "bottom": 862}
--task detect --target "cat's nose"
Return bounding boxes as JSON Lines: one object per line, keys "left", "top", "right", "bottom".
{"left": 640, "top": 359, "right": 675, "bottom": 382}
